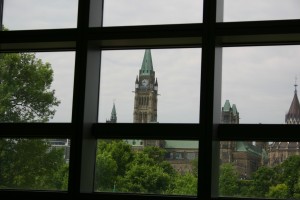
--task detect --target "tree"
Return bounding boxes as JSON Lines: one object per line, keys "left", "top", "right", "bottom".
{"left": 219, "top": 163, "right": 239, "bottom": 196}
{"left": 118, "top": 163, "right": 171, "bottom": 194}
{"left": 167, "top": 172, "right": 197, "bottom": 195}
{"left": 0, "top": 53, "right": 60, "bottom": 122}
{"left": 274, "top": 155, "right": 300, "bottom": 198}
{"left": 267, "top": 183, "right": 289, "bottom": 199}
{"left": 249, "top": 166, "right": 276, "bottom": 197}
{"left": 0, "top": 51, "right": 66, "bottom": 190}
{"left": 97, "top": 140, "right": 134, "bottom": 177}
{"left": 94, "top": 151, "right": 117, "bottom": 191}
{"left": 0, "top": 139, "right": 66, "bottom": 190}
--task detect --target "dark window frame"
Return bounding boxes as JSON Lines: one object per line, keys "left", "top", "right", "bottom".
{"left": 0, "top": 0, "right": 300, "bottom": 200}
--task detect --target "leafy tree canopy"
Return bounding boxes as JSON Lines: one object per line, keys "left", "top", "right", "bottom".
{"left": 0, "top": 139, "right": 67, "bottom": 190}
{"left": 0, "top": 53, "right": 60, "bottom": 122}
{"left": 219, "top": 163, "right": 239, "bottom": 196}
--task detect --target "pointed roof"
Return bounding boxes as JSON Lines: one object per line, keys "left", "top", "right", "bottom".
{"left": 286, "top": 83, "right": 300, "bottom": 122}
{"left": 232, "top": 104, "right": 238, "bottom": 116}
{"left": 110, "top": 102, "right": 117, "bottom": 122}
{"left": 223, "top": 100, "right": 231, "bottom": 112}
{"left": 140, "top": 49, "right": 154, "bottom": 75}
{"left": 111, "top": 102, "right": 117, "bottom": 117}
{"left": 287, "top": 91, "right": 300, "bottom": 117}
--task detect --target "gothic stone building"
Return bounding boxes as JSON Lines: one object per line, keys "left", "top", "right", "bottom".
{"left": 219, "top": 100, "right": 268, "bottom": 179}
{"left": 268, "top": 85, "right": 300, "bottom": 166}
{"left": 125, "top": 49, "right": 198, "bottom": 173}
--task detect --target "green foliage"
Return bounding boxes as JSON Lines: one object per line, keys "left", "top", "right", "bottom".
{"left": 238, "top": 179, "right": 253, "bottom": 197}
{"left": 167, "top": 173, "right": 197, "bottom": 195}
{"left": 249, "top": 166, "right": 276, "bottom": 198}
{"left": 0, "top": 139, "right": 67, "bottom": 190}
{"left": 52, "top": 163, "right": 69, "bottom": 190}
{"left": 274, "top": 155, "right": 300, "bottom": 197}
{"left": 0, "top": 53, "right": 60, "bottom": 122}
{"left": 218, "top": 155, "right": 300, "bottom": 199}
{"left": 0, "top": 52, "right": 66, "bottom": 190}
{"left": 94, "top": 141, "right": 198, "bottom": 195}
{"left": 118, "top": 163, "right": 171, "bottom": 193}
{"left": 142, "top": 146, "right": 166, "bottom": 163}
{"left": 191, "top": 158, "right": 198, "bottom": 177}
{"left": 97, "top": 140, "right": 133, "bottom": 177}
{"left": 293, "top": 175, "right": 300, "bottom": 198}
{"left": 267, "top": 183, "right": 289, "bottom": 199}
{"left": 219, "top": 163, "right": 239, "bottom": 196}
{"left": 95, "top": 151, "right": 117, "bottom": 191}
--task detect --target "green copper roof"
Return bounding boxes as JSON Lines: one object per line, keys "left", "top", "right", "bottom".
{"left": 165, "top": 140, "right": 198, "bottom": 149}
{"left": 140, "top": 49, "right": 154, "bottom": 75}
{"left": 232, "top": 104, "right": 238, "bottom": 115}
{"left": 236, "top": 142, "right": 262, "bottom": 156}
{"left": 223, "top": 100, "right": 231, "bottom": 111}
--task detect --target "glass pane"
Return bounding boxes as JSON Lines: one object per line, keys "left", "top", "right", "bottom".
{"left": 222, "top": 46, "right": 300, "bottom": 124}
{"left": 2, "top": 0, "right": 78, "bottom": 30}
{"left": 0, "top": 52, "right": 75, "bottom": 122}
{"left": 224, "top": 0, "right": 300, "bottom": 22}
{"left": 95, "top": 139, "right": 198, "bottom": 195}
{"left": 219, "top": 141, "right": 300, "bottom": 199}
{"left": 103, "top": 0, "right": 203, "bottom": 27}
{"left": 0, "top": 138, "right": 70, "bottom": 190}
{"left": 98, "top": 48, "right": 201, "bottom": 123}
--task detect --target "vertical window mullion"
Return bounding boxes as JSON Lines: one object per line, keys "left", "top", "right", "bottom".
{"left": 200, "top": 0, "right": 223, "bottom": 199}
{"left": 69, "top": 0, "right": 103, "bottom": 195}
{"left": 0, "top": 0, "right": 3, "bottom": 29}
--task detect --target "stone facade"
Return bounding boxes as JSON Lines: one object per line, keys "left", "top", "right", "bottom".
{"left": 133, "top": 49, "right": 158, "bottom": 123}
{"left": 268, "top": 85, "right": 300, "bottom": 166}
{"left": 219, "top": 100, "right": 267, "bottom": 178}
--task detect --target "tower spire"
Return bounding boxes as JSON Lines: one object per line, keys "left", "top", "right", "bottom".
{"left": 106, "top": 101, "right": 117, "bottom": 123}
{"left": 140, "top": 49, "right": 154, "bottom": 76}
{"left": 286, "top": 80, "right": 300, "bottom": 124}
{"left": 295, "top": 76, "right": 298, "bottom": 94}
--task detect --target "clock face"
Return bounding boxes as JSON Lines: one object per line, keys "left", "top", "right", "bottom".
{"left": 142, "top": 79, "right": 149, "bottom": 86}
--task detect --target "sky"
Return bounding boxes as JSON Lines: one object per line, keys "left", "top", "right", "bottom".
{"left": 2, "top": 0, "right": 300, "bottom": 124}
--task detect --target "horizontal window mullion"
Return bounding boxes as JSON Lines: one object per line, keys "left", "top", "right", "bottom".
{"left": 80, "top": 193, "right": 197, "bottom": 200}
{"left": 0, "top": 29, "right": 76, "bottom": 52}
{"left": 216, "top": 20, "right": 300, "bottom": 46}
{"left": 0, "top": 190, "right": 69, "bottom": 199}
{"left": 88, "top": 24, "right": 203, "bottom": 48}
{"left": 0, "top": 123, "right": 74, "bottom": 138}
{"left": 92, "top": 123, "right": 202, "bottom": 140}
{"left": 217, "top": 124, "right": 300, "bottom": 141}
{"left": 0, "top": 29, "right": 77, "bottom": 43}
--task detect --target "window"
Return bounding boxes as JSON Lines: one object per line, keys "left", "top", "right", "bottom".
{"left": 103, "top": 0, "right": 203, "bottom": 26}
{"left": 1, "top": 0, "right": 300, "bottom": 200}
{"left": 98, "top": 49, "right": 201, "bottom": 123}
{"left": 2, "top": 0, "right": 78, "bottom": 30}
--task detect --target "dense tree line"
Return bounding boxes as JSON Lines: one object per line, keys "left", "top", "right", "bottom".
{"left": 94, "top": 140, "right": 198, "bottom": 195}
{"left": 219, "top": 155, "right": 300, "bottom": 199}
{"left": 0, "top": 138, "right": 68, "bottom": 190}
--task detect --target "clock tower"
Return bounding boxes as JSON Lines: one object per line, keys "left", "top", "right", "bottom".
{"left": 133, "top": 49, "right": 158, "bottom": 123}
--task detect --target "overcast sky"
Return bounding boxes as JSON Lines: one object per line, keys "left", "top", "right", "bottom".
{"left": 2, "top": 0, "right": 300, "bottom": 124}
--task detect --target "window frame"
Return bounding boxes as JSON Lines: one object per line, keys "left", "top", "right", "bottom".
{"left": 0, "top": 0, "right": 300, "bottom": 200}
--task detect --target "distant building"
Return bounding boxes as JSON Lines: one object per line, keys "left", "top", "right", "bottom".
{"left": 221, "top": 100, "right": 239, "bottom": 124}
{"left": 219, "top": 100, "right": 268, "bottom": 179}
{"left": 164, "top": 140, "right": 198, "bottom": 174}
{"left": 133, "top": 49, "right": 158, "bottom": 123}
{"left": 106, "top": 102, "right": 117, "bottom": 123}
{"left": 268, "top": 83, "right": 300, "bottom": 166}
{"left": 48, "top": 139, "right": 70, "bottom": 163}
{"left": 130, "top": 49, "right": 197, "bottom": 173}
